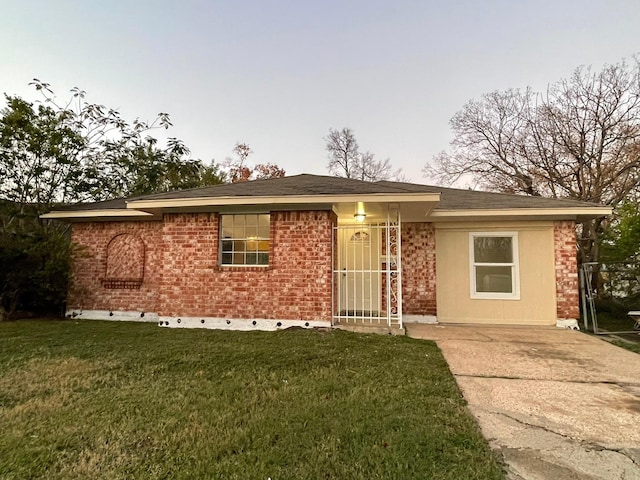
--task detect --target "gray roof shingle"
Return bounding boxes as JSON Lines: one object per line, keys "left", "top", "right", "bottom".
{"left": 57, "top": 174, "right": 607, "bottom": 211}
{"left": 132, "top": 174, "right": 416, "bottom": 199}
{"left": 54, "top": 198, "right": 129, "bottom": 211}
{"left": 373, "top": 180, "right": 603, "bottom": 210}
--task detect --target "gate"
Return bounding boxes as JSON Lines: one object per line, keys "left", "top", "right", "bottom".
{"left": 580, "top": 262, "right": 640, "bottom": 334}
{"left": 332, "top": 212, "right": 402, "bottom": 328}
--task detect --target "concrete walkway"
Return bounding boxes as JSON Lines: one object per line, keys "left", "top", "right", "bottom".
{"left": 406, "top": 324, "right": 640, "bottom": 480}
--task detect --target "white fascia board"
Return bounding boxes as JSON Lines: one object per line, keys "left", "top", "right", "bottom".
{"left": 40, "top": 209, "right": 154, "bottom": 219}
{"left": 430, "top": 207, "right": 612, "bottom": 219}
{"left": 125, "top": 192, "right": 441, "bottom": 210}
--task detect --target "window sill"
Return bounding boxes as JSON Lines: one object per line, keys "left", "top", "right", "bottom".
{"left": 470, "top": 293, "right": 520, "bottom": 301}
{"left": 217, "top": 265, "right": 271, "bottom": 272}
{"left": 102, "top": 278, "right": 143, "bottom": 289}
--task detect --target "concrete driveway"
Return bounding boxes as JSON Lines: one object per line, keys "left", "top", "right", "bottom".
{"left": 406, "top": 324, "right": 640, "bottom": 480}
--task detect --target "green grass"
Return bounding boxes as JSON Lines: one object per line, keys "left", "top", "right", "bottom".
{"left": 588, "top": 312, "right": 639, "bottom": 332}
{"left": 0, "top": 320, "right": 504, "bottom": 480}
{"left": 612, "top": 340, "right": 640, "bottom": 354}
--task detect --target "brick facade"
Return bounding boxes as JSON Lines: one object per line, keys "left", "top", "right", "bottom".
{"left": 69, "top": 215, "right": 577, "bottom": 325}
{"left": 69, "top": 221, "right": 163, "bottom": 313}
{"left": 105, "top": 233, "right": 145, "bottom": 284}
{"left": 69, "top": 211, "right": 335, "bottom": 322}
{"left": 553, "top": 220, "right": 579, "bottom": 320}
{"left": 401, "top": 223, "right": 437, "bottom": 315}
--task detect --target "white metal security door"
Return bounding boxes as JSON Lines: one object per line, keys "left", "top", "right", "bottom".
{"left": 332, "top": 211, "right": 402, "bottom": 328}
{"left": 337, "top": 225, "right": 381, "bottom": 317}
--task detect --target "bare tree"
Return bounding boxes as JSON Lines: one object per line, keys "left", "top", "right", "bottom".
{"left": 325, "top": 127, "right": 403, "bottom": 181}
{"left": 223, "top": 142, "right": 285, "bottom": 183}
{"left": 426, "top": 58, "right": 640, "bottom": 262}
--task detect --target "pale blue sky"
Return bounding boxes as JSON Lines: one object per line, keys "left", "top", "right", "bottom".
{"left": 1, "top": 0, "right": 638, "bottom": 182}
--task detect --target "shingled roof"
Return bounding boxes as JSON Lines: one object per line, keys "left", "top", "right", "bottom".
{"left": 133, "top": 174, "right": 424, "bottom": 199}
{"left": 54, "top": 197, "right": 129, "bottom": 211}
{"left": 134, "top": 174, "right": 603, "bottom": 209}
{"left": 373, "top": 180, "right": 602, "bottom": 210}
{"left": 45, "top": 174, "right": 609, "bottom": 215}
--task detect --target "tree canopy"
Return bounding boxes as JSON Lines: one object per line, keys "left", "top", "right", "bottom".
{"left": 223, "top": 143, "right": 286, "bottom": 183}
{"left": 427, "top": 58, "right": 640, "bottom": 204}
{"left": 0, "top": 81, "right": 228, "bottom": 319}
{"left": 0, "top": 81, "right": 226, "bottom": 209}
{"left": 325, "top": 127, "right": 403, "bottom": 181}
{"left": 426, "top": 57, "right": 640, "bottom": 262}
{"left": 600, "top": 200, "right": 640, "bottom": 263}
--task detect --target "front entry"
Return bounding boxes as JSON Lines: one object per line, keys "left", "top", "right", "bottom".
{"left": 337, "top": 225, "right": 382, "bottom": 317}
{"left": 333, "top": 215, "right": 402, "bottom": 328}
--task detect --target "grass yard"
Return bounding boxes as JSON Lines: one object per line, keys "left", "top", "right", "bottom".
{"left": 586, "top": 312, "right": 640, "bottom": 354}
{"left": 0, "top": 320, "right": 504, "bottom": 480}
{"left": 591, "top": 312, "right": 639, "bottom": 333}
{"left": 612, "top": 340, "right": 640, "bottom": 354}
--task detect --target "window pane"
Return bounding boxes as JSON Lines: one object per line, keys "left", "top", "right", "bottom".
{"left": 246, "top": 225, "right": 258, "bottom": 238}
{"left": 257, "top": 240, "right": 269, "bottom": 251}
{"left": 233, "top": 252, "right": 245, "bottom": 264}
{"left": 258, "top": 225, "right": 269, "bottom": 238}
{"left": 257, "top": 252, "right": 269, "bottom": 265}
{"left": 246, "top": 253, "right": 258, "bottom": 265}
{"left": 221, "top": 240, "right": 232, "bottom": 252}
{"left": 474, "top": 237, "right": 513, "bottom": 263}
{"left": 246, "top": 239, "right": 258, "bottom": 251}
{"left": 258, "top": 214, "right": 270, "bottom": 227}
{"left": 234, "top": 215, "right": 245, "bottom": 227}
{"left": 231, "top": 225, "right": 245, "bottom": 238}
{"left": 221, "top": 253, "right": 232, "bottom": 264}
{"left": 245, "top": 214, "right": 258, "bottom": 226}
{"left": 233, "top": 240, "right": 246, "bottom": 252}
{"left": 221, "top": 216, "right": 232, "bottom": 228}
{"left": 476, "top": 266, "right": 513, "bottom": 293}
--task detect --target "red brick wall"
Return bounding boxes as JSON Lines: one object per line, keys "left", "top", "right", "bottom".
{"left": 401, "top": 222, "right": 437, "bottom": 315}
{"left": 554, "top": 221, "right": 579, "bottom": 319}
{"left": 105, "top": 233, "right": 145, "bottom": 281}
{"left": 68, "top": 221, "right": 163, "bottom": 312}
{"left": 157, "top": 211, "right": 335, "bottom": 320}
{"left": 69, "top": 213, "right": 442, "bottom": 321}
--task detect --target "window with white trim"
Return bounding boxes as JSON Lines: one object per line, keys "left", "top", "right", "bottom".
{"left": 470, "top": 232, "right": 520, "bottom": 299}
{"left": 220, "top": 214, "right": 270, "bottom": 266}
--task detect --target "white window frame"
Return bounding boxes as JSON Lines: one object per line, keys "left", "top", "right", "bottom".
{"left": 469, "top": 232, "right": 520, "bottom": 300}
{"left": 219, "top": 214, "right": 270, "bottom": 267}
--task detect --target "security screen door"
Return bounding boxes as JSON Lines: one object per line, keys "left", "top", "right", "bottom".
{"left": 337, "top": 225, "right": 382, "bottom": 317}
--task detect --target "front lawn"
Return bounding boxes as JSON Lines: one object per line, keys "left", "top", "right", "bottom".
{"left": 612, "top": 339, "right": 640, "bottom": 354}
{"left": 0, "top": 320, "right": 504, "bottom": 479}
{"left": 590, "top": 312, "right": 639, "bottom": 332}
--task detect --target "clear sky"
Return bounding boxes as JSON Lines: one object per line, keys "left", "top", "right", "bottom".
{"left": 1, "top": 0, "right": 638, "bottom": 183}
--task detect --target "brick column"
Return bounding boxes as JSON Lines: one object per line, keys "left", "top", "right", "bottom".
{"left": 401, "top": 222, "right": 437, "bottom": 316}
{"left": 554, "top": 221, "right": 579, "bottom": 320}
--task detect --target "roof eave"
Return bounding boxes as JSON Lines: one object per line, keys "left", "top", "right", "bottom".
{"left": 40, "top": 209, "right": 158, "bottom": 221}
{"left": 125, "top": 193, "right": 441, "bottom": 211}
{"left": 430, "top": 207, "right": 612, "bottom": 222}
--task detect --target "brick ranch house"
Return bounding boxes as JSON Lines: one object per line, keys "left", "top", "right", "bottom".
{"left": 43, "top": 174, "right": 610, "bottom": 332}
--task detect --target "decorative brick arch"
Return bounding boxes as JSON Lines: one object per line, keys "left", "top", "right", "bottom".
{"left": 102, "top": 233, "right": 145, "bottom": 289}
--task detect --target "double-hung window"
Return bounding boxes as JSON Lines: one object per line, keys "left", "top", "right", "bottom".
{"left": 220, "top": 214, "right": 270, "bottom": 266}
{"left": 470, "top": 232, "right": 519, "bottom": 299}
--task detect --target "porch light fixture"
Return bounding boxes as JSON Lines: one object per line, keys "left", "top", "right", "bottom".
{"left": 354, "top": 201, "right": 366, "bottom": 222}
